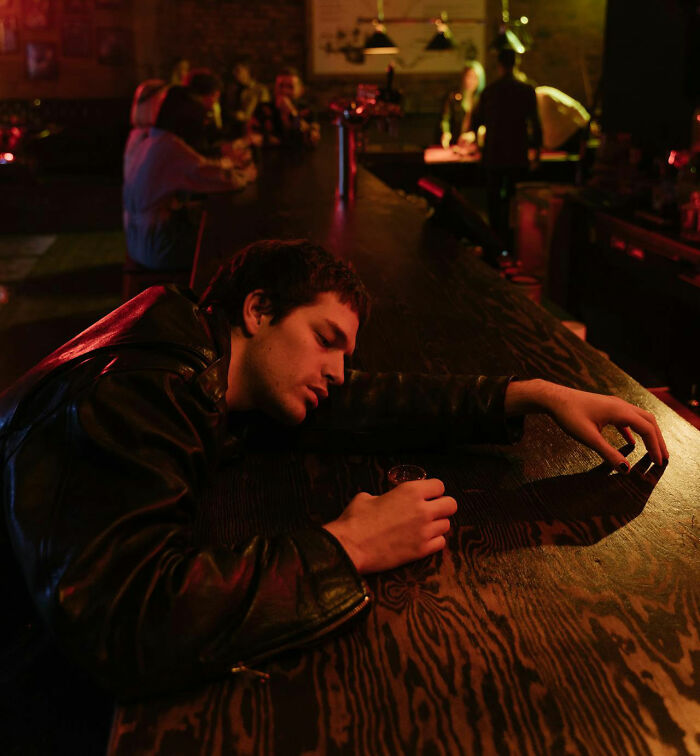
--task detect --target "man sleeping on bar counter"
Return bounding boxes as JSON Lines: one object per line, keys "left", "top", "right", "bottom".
{"left": 0, "top": 239, "right": 668, "bottom": 698}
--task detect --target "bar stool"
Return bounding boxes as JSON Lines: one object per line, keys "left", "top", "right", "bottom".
{"left": 121, "top": 211, "right": 206, "bottom": 301}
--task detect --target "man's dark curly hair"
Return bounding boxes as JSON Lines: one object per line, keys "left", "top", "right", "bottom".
{"left": 199, "top": 239, "right": 371, "bottom": 329}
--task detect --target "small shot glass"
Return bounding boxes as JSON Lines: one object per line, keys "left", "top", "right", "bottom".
{"left": 387, "top": 464, "right": 428, "bottom": 488}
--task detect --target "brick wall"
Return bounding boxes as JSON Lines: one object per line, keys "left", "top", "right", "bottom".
{"left": 0, "top": 0, "right": 604, "bottom": 113}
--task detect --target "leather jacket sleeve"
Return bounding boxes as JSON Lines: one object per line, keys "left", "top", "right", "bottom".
{"left": 3, "top": 361, "right": 368, "bottom": 700}
{"left": 296, "top": 370, "right": 524, "bottom": 451}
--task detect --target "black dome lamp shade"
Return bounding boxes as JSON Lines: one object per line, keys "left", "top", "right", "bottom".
{"left": 364, "top": 0, "right": 399, "bottom": 55}
{"left": 426, "top": 12, "right": 455, "bottom": 51}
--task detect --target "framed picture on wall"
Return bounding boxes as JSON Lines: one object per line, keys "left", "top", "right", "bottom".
{"left": 0, "top": 16, "right": 19, "bottom": 54}
{"left": 65, "top": 0, "right": 90, "bottom": 12}
{"left": 97, "top": 26, "right": 131, "bottom": 65}
{"left": 62, "top": 18, "right": 91, "bottom": 57}
{"left": 26, "top": 40, "right": 58, "bottom": 79}
{"left": 23, "top": 0, "right": 53, "bottom": 31}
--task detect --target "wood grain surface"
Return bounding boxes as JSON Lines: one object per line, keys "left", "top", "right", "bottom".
{"left": 110, "top": 137, "right": 700, "bottom": 756}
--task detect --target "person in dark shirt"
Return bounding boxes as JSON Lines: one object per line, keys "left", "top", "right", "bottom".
{"left": 470, "top": 48, "right": 543, "bottom": 254}
{"left": 251, "top": 67, "right": 320, "bottom": 148}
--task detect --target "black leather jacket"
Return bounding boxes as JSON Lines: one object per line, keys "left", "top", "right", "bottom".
{"left": 0, "top": 286, "right": 522, "bottom": 698}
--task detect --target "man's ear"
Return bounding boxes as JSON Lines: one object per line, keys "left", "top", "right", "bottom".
{"left": 241, "top": 289, "right": 271, "bottom": 335}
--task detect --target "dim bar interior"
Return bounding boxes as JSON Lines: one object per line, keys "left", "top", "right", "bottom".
{"left": 0, "top": 1, "right": 698, "bottom": 754}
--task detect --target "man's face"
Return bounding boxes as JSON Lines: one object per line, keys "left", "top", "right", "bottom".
{"left": 275, "top": 74, "right": 302, "bottom": 103}
{"left": 233, "top": 64, "right": 251, "bottom": 86}
{"left": 463, "top": 68, "right": 479, "bottom": 94}
{"left": 242, "top": 292, "right": 359, "bottom": 425}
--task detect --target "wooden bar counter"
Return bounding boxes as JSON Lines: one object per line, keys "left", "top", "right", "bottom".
{"left": 109, "top": 136, "right": 700, "bottom": 755}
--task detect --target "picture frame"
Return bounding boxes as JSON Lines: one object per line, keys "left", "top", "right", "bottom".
{"left": 26, "top": 40, "right": 58, "bottom": 79}
{"left": 0, "top": 16, "right": 19, "bottom": 54}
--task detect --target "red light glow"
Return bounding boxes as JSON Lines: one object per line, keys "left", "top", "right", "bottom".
{"left": 1, "top": 152, "right": 14, "bottom": 163}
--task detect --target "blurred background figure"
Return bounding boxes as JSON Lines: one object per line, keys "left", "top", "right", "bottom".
{"left": 535, "top": 85, "right": 590, "bottom": 153}
{"left": 123, "top": 79, "right": 168, "bottom": 176}
{"left": 252, "top": 66, "right": 320, "bottom": 147}
{"left": 223, "top": 58, "right": 270, "bottom": 140}
{"left": 470, "top": 48, "right": 542, "bottom": 255}
{"left": 122, "top": 85, "right": 256, "bottom": 272}
{"left": 170, "top": 56, "right": 190, "bottom": 86}
{"left": 439, "top": 60, "right": 485, "bottom": 150}
{"left": 186, "top": 67, "right": 224, "bottom": 154}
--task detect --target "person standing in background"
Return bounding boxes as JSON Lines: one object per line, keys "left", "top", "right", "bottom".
{"left": 470, "top": 48, "right": 542, "bottom": 252}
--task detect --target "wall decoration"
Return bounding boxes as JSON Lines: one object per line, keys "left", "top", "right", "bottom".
{"left": 0, "top": 16, "right": 19, "bottom": 53}
{"left": 26, "top": 40, "right": 58, "bottom": 78}
{"left": 97, "top": 26, "right": 131, "bottom": 65}
{"left": 62, "top": 17, "right": 91, "bottom": 57}
{"left": 23, "top": 0, "right": 53, "bottom": 30}
{"left": 65, "top": 0, "right": 91, "bottom": 12}
{"left": 310, "top": 0, "right": 485, "bottom": 75}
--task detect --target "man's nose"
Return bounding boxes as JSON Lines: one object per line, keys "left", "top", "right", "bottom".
{"left": 324, "top": 352, "right": 345, "bottom": 386}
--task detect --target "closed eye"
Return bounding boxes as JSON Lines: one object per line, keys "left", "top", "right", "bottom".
{"left": 316, "top": 332, "right": 332, "bottom": 348}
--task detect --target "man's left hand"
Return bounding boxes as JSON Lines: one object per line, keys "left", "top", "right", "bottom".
{"left": 505, "top": 379, "right": 669, "bottom": 470}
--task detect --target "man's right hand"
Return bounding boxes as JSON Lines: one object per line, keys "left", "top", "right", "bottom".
{"left": 323, "top": 478, "right": 457, "bottom": 574}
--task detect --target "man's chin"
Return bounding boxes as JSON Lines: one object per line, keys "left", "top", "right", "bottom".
{"left": 268, "top": 401, "right": 307, "bottom": 426}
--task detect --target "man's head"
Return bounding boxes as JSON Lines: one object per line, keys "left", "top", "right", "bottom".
{"left": 497, "top": 48, "right": 516, "bottom": 73}
{"left": 171, "top": 57, "right": 190, "bottom": 85}
{"left": 232, "top": 59, "right": 252, "bottom": 87}
{"left": 201, "top": 240, "right": 371, "bottom": 424}
{"left": 186, "top": 67, "right": 222, "bottom": 111}
{"left": 155, "top": 85, "right": 207, "bottom": 146}
{"left": 275, "top": 67, "right": 304, "bottom": 104}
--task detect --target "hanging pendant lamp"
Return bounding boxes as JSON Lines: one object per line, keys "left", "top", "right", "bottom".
{"left": 364, "top": 0, "right": 399, "bottom": 54}
{"left": 426, "top": 12, "right": 454, "bottom": 51}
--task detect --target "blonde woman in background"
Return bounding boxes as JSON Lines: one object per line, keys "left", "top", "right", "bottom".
{"left": 439, "top": 60, "right": 485, "bottom": 150}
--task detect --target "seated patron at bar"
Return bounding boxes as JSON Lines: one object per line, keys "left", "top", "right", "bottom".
{"left": 123, "top": 78, "right": 168, "bottom": 177}
{"left": 185, "top": 67, "right": 225, "bottom": 155}
{"left": 223, "top": 58, "right": 270, "bottom": 140}
{"left": 0, "top": 240, "right": 668, "bottom": 698}
{"left": 122, "top": 85, "right": 256, "bottom": 271}
{"left": 252, "top": 67, "right": 320, "bottom": 148}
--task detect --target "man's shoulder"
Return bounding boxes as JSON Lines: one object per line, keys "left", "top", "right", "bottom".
{"left": 487, "top": 76, "right": 534, "bottom": 93}
{"left": 0, "top": 287, "right": 224, "bottom": 435}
